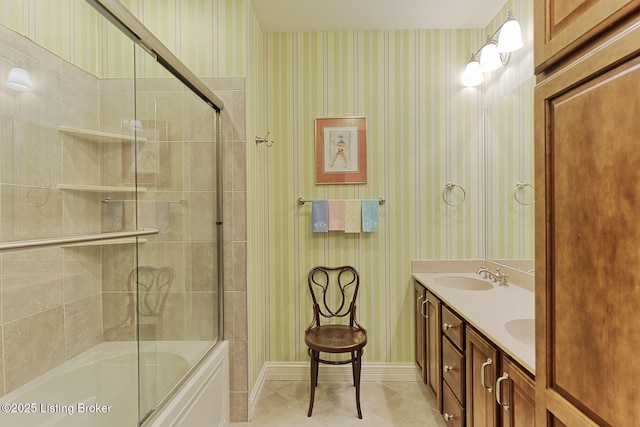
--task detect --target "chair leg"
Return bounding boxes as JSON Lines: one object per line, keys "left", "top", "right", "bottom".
{"left": 354, "top": 349, "right": 363, "bottom": 419}
{"left": 351, "top": 351, "right": 356, "bottom": 386}
{"left": 308, "top": 350, "right": 318, "bottom": 417}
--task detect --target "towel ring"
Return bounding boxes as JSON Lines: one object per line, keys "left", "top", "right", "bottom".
{"left": 442, "top": 182, "right": 466, "bottom": 206}
{"left": 26, "top": 186, "right": 50, "bottom": 207}
{"left": 514, "top": 182, "right": 535, "bottom": 206}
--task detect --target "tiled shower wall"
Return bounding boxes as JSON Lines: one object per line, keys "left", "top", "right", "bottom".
{"left": 0, "top": 25, "right": 238, "bottom": 401}
{"left": 0, "top": 24, "right": 104, "bottom": 396}
{"left": 201, "top": 76, "right": 248, "bottom": 422}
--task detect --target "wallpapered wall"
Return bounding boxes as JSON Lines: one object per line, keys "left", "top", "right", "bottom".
{"left": 0, "top": 0, "right": 533, "bottom": 411}
{"left": 259, "top": 0, "right": 532, "bottom": 370}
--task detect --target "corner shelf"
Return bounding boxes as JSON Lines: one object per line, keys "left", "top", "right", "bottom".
{"left": 57, "top": 126, "right": 147, "bottom": 144}
{"left": 57, "top": 184, "right": 147, "bottom": 193}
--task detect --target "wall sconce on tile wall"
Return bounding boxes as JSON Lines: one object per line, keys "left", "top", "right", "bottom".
{"left": 6, "top": 66, "right": 33, "bottom": 92}
{"left": 462, "top": 11, "right": 523, "bottom": 87}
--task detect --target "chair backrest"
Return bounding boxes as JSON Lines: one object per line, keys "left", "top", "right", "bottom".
{"left": 307, "top": 265, "right": 360, "bottom": 327}
{"left": 129, "top": 266, "right": 174, "bottom": 317}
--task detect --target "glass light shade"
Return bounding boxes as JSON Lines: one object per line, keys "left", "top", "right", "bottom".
{"left": 6, "top": 67, "right": 32, "bottom": 91}
{"left": 479, "top": 42, "right": 503, "bottom": 72}
{"left": 497, "top": 18, "right": 523, "bottom": 53}
{"left": 462, "top": 60, "right": 484, "bottom": 87}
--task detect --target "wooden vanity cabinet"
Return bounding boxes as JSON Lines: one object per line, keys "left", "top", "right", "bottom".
{"left": 498, "top": 355, "right": 535, "bottom": 427}
{"left": 414, "top": 281, "right": 442, "bottom": 410}
{"left": 466, "top": 327, "right": 498, "bottom": 427}
{"left": 442, "top": 306, "right": 465, "bottom": 424}
{"left": 467, "top": 326, "right": 535, "bottom": 427}
{"left": 414, "top": 281, "right": 427, "bottom": 381}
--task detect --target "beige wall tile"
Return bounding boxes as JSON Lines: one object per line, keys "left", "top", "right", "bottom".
{"left": 63, "top": 246, "right": 101, "bottom": 303}
{"left": 187, "top": 242, "right": 216, "bottom": 292}
{"left": 3, "top": 307, "right": 65, "bottom": 393}
{"left": 64, "top": 294, "right": 102, "bottom": 358}
{"left": 0, "top": 326, "right": 4, "bottom": 396}
{"left": 102, "top": 292, "right": 135, "bottom": 341}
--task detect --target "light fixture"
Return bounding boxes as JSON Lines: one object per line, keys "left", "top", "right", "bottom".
{"left": 462, "top": 54, "right": 483, "bottom": 87}
{"left": 479, "top": 41, "right": 504, "bottom": 72}
{"left": 497, "top": 11, "right": 523, "bottom": 53}
{"left": 6, "top": 66, "right": 32, "bottom": 92}
{"left": 461, "top": 10, "right": 523, "bottom": 86}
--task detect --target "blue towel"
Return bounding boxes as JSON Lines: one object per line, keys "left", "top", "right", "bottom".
{"left": 361, "top": 199, "right": 379, "bottom": 232}
{"left": 311, "top": 200, "right": 328, "bottom": 232}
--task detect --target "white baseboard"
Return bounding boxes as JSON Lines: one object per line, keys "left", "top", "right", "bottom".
{"left": 248, "top": 362, "right": 420, "bottom": 420}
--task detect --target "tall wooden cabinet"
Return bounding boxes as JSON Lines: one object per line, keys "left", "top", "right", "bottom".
{"left": 535, "top": 4, "right": 640, "bottom": 426}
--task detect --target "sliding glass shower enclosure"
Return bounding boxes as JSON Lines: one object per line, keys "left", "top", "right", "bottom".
{"left": 0, "top": 1, "right": 223, "bottom": 425}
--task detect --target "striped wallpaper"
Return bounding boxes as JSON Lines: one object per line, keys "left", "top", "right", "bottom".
{"left": 257, "top": 0, "right": 533, "bottom": 372}
{"left": 0, "top": 0, "right": 534, "bottom": 403}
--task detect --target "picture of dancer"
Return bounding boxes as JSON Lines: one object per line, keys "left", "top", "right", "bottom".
{"left": 323, "top": 127, "right": 358, "bottom": 173}
{"left": 316, "top": 117, "right": 366, "bottom": 184}
{"left": 329, "top": 133, "right": 348, "bottom": 168}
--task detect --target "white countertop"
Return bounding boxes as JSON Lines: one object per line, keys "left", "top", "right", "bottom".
{"left": 412, "top": 272, "right": 535, "bottom": 375}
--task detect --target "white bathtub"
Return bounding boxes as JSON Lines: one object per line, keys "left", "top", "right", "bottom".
{"left": 0, "top": 340, "right": 228, "bottom": 427}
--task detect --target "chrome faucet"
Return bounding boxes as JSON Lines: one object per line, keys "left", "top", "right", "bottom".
{"left": 476, "top": 266, "right": 493, "bottom": 279}
{"left": 476, "top": 266, "right": 510, "bottom": 286}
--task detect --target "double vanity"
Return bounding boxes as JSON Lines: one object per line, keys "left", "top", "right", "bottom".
{"left": 412, "top": 261, "right": 535, "bottom": 426}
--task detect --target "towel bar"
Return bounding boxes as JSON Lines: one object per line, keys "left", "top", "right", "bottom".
{"left": 298, "top": 197, "right": 385, "bottom": 206}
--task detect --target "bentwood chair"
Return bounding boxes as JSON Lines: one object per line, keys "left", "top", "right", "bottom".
{"left": 304, "top": 265, "right": 368, "bottom": 419}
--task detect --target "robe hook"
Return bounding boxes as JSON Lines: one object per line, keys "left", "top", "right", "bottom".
{"left": 255, "top": 131, "right": 274, "bottom": 147}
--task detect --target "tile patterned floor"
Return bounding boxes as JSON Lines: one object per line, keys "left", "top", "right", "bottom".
{"left": 231, "top": 380, "right": 448, "bottom": 427}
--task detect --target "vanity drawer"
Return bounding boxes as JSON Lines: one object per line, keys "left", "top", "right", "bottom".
{"left": 442, "top": 306, "right": 465, "bottom": 350}
{"left": 442, "top": 336, "right": 465, "bottom": 403}
{"left": 442, "top": 382, "right": 464, "bottom": 427}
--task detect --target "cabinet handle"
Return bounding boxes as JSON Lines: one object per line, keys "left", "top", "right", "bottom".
{"left": 443, "top": 364, "right": 454, "bottom": 373}
{"left": 481, "top": 358, "right": 493, "bottom": 393}
{"left": 443, "top": 322, "right": 453, "bottom": 331}
{"left": 417, "top": 295, "right": 424, "bottom": 316}
{"left": 422, "top": 299, "right": 428, "bottom": 319}
{"left": 444, "top": 413, "right": 455, "bottom": 422}
{"left": 496, "top": 373, "right": 510, "bottom": 410}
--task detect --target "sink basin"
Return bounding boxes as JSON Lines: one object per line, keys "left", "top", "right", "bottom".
{"left": 505, "top": 318, "right": 535, "bottom": 348}
{"left": 433, "top": 276, "right": 493, "bottom": 291}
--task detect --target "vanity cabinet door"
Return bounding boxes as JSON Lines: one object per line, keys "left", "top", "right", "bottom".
{"left": 425, "top": 290, "right": 442, "bottom": 411}
{"left": 534, "top": 0, "right": 638, "bottom": 73}
{"left": 466, "top": 327, "right": 499, "bottom": 427}
{"left": 498, "top": 355, "right": 535, "bottom": 427}
{"left": 414, "top": 281, "right": 427, "bottom": 382}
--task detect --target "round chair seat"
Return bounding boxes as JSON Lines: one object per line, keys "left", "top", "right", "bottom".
{"left": 305, "top": 325, "right": 367, "bottom": 353}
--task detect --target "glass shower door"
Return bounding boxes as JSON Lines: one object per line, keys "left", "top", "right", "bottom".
{"left": 132, "top": 44, "right": 220, "bottom": 423}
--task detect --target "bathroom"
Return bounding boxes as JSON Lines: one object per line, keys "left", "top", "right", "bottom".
{"left": 2, "top": 0, "right": 633, "bottom": 426}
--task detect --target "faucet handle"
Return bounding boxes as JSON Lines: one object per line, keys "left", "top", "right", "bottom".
{"left": 495, "top": 268, "right": 510, "bottom": 286}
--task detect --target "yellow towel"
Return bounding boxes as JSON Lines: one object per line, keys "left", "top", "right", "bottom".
{"left": 344, "top": 200, "right": 361, "bottom": 233}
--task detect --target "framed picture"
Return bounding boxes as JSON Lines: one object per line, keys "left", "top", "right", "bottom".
{"left": 121, "top": 120, "right": 169, "bottom": 186}
{"left": 315, "top": 116, "right": 367, "bottom": 184}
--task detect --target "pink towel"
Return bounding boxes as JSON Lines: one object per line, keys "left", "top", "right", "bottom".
{"left": 328, "top": 200, "right": 345, "bottom": 231}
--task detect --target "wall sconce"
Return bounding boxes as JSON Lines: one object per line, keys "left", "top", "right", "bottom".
{"left": 462, "top": 11, "right": 523, "bottom": 87}
{"left": 6, "top": 66, "right": 32, "bottom": 92}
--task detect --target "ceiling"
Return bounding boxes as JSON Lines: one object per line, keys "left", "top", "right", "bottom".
{"left": 251, "top": 0, "right": 509, "bottom": 33}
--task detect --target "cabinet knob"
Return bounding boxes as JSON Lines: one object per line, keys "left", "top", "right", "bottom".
{"left": 443, "top": 322, "right": 453, "bottom": 331}
{"left": 444, "top": 413, "right": 455, "bottom": 421}
{"left": 443, "top": 364, "right": 454, "bottom": 373}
